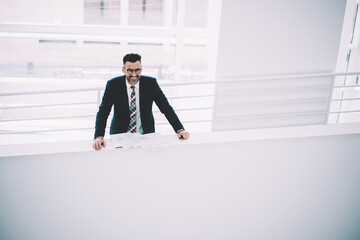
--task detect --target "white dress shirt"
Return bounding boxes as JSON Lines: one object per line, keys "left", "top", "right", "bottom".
{"left": 125, "top": 79, "right": 143, "bottom": 133}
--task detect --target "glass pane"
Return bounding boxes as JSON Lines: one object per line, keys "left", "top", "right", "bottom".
{"left": 84, "top": 0, "right": 121, "bottom": 25}
{"left": 181, "top": 44, "right": 209, "bottom": 81}
{"left": 184, "top": 0, "right": 209, "bottom": 28}
{"left": 126, "top": 43, "right": 175, "bottom": 80}
{"left": 129, "top": 0, "right": 165, "bottom": 26}
{"left": 0, "top": 37, "right": 124, "bottom": 79}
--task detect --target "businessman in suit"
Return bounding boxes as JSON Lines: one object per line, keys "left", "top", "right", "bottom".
{"left": 93, "top": 53, "right": 189, "bottom": 151}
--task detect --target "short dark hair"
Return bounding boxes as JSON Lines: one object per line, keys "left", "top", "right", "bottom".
{"left": 123, "top": 53, "right": 141, "bottom": 65}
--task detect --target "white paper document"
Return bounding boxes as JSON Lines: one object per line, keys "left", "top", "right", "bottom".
{"left": 110, "top": 132, "right": 168, "bottom": 149}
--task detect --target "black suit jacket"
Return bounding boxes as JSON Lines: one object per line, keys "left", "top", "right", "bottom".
{"left": 94, "top": 75, "right": 184, "bottom": 138}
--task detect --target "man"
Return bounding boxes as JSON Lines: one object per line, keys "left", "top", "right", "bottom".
{"left": 93, "top": 53, "right": 189, "bottom": 151}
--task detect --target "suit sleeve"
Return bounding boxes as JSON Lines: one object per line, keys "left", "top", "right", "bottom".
{"left": 153, "top": 79, "right": 184, "bottom": 133}
{"left": 94, "top": 81, "right": 113, "bottom": 139}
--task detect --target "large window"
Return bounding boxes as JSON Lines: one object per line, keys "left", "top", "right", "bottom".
{"left": 0, "top": 0, "right": 222, "bottom": 144}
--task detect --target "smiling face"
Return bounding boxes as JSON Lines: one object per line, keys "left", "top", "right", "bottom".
{"left": 122, "top": 61, "right": 142, "bottom": 85}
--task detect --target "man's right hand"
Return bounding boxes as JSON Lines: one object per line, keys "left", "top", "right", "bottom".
{"left": 93, "top": 137, "right": 106, "bottom": 151}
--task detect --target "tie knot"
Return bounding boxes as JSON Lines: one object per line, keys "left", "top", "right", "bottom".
{"left": 131, "top": 86, "right": 135, "bottom": 90}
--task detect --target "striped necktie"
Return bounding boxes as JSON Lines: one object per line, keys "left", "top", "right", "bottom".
{"left": 128, "top": 86, "right": 136, "bottom": 133}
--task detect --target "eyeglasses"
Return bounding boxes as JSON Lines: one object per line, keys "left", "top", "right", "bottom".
{"left": 126, "top": 68, "right": 142, "bottom": 74}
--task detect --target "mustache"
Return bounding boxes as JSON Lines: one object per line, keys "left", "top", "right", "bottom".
{"left": 127, "top": 75, "right": 140, "bottom": 83}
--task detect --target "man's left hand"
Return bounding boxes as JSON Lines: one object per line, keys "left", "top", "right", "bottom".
{"left": 177, "top": 130, "right": 189, "bottom": 140}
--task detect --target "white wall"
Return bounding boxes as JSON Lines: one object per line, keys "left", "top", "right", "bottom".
{"left": 213, "top": 0, "right": 347, "bottom": 131}
{"left": 0, "top": 131, "right": 360, "bottom": 240}
{"left": 216, "top": 0, "right": 347, "bottom": 78}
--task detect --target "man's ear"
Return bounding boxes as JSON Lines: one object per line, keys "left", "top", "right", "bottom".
{"left": 122, "top": 66, "right": 125, "bottom": 74}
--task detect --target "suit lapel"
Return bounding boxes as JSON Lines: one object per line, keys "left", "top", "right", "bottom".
{"left": 121, "top": 76, "right": 129, "bottom": 108}
{"left": 139, "top": 77, "right": 143, "bottom": 112}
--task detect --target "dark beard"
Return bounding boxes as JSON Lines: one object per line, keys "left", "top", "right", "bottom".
{"left": 127, "top": 75, "right": 140, "bottom": 85}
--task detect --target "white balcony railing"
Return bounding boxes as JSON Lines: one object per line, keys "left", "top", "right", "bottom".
{"left": 0, "top": 72, "right": 359, "bottom": 141}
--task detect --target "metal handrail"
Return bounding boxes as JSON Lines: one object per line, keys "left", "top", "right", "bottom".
{"left": 0, "top": 87, "right": 101, "bottom": 97}
{"left": 0, "top": 101, "right": 97, "bottom": 110}
{"left": 2, "top": 95, "right": 360, "bottom": 111}
{"left": 1, "top": 71, "right": 359, "bottom": 97}
{"left": 1, "top": 109, "right": 359, "bottom": 135}
{"left": 2, "top": 107, "right": 359, "bottom": 123}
